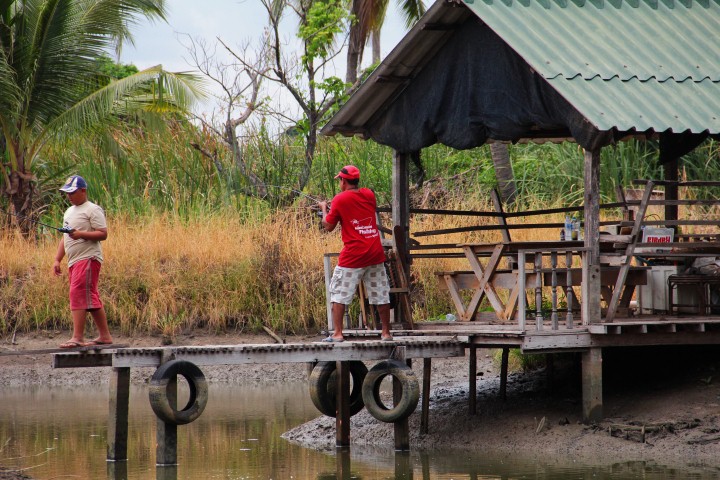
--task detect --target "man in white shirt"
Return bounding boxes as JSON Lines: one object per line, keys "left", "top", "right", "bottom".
{"left": 53, "top": 175, "right": 113, "bottom": 348}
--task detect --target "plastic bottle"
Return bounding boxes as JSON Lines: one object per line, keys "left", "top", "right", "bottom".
{"left": 560, "top": 229, "right": 565, "bottom": 241}
{"left": 571, "top": 217, "right": 579, "bottom": 240}
{"left": 564, "top": 216, "right": 572, "bottom": 241}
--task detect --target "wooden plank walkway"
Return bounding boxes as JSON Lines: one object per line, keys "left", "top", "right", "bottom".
{"left": 52, "top": 336, "right": 465, "bottom": 369}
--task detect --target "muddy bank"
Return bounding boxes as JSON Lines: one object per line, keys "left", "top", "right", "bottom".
{"left": 3, "top": 333, "right": 720, "bottom": 472}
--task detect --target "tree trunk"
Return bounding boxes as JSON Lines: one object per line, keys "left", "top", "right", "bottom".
{"left": 490, "top": 143, "right": 517, "bottom": 205}
{"left": 345, "top": 0, "right": 364, "bottom": 84}
{"left": 371, "top": 29, "right": 381, "bottom": 65}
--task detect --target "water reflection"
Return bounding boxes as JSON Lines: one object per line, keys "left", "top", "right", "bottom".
{"left": 1, "top": 385, "right": 720, "bottom": 479}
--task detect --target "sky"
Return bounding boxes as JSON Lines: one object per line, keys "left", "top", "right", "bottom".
{"left": 121, "top": 0, "right": 411, "bottom": 119}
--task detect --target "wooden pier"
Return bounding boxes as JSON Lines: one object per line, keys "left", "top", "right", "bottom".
{"left": 52, "top": 337, "right": 464, "bottom": 466}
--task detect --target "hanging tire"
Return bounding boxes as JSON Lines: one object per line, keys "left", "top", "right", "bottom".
{"left": 308, "top": 361, "right": 368, "bottom": 417}
{"left": 149, "top": 359, "right": 208, "bottom": 425}
{"left": 362, "top": 359, "right": 419, "bottom": 423}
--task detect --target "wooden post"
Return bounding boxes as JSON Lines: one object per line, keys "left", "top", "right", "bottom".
{"left": 335, "top": 446, "right": 351, "bottom": 478}
{"left": 469, "top": 345, "right": 477, "bottom": 414}
{"left": 106, "top": 458, "right": 128, "bottom": 479}
{"left": 665, "top": 157, "right": 679, "bottom": 233}
{"left": 499, "top": 347, "right": 509, "bottom": 401}
{"left": 324, "top": 254, "right": 334, "bottom": 330}
{"left": 156, "top": 375, "right": 178, "bottom": 466}
{"left": 394, "top": 451, "right": 413, "bottom": 478}
{"left": 421, "top": 358, "right": 431, "bottom": 434}
{"left": 107, "top": 367, "right": 130, "bottom": 462}
{"left": 157, "top": 351, "right": 177, "bottom": 466}
{"left": 155, "top": 465, "right": 178, "bottom": 480}
{"left": 336, "top": 360, "right": 351, "bottom": 448}
{"left": 392, "top": 346, "right": 410, "bottom": 450}
{"left": 393, "top": 150, "right": 411, "bottom": 326}
{"left": 582, "top": 149, "right": 602, "bottom": 324}
{"left": 581, "top": 348, "right": 603, "bottom": 423}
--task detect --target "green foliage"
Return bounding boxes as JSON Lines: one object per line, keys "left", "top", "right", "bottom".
{"left": 298, "top": 0, "right": 349, "bottom": 63}
{"left": 96, "top": 54, "right": 139, "bottom": 82}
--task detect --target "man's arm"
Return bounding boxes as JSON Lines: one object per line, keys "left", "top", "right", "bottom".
{"left": 318, "top": 201, "right": 337, "bottom": 232}
{"left": 53, "top": 238, "right": 65, "bottom": 276}
{"left": 68, "top": 227, "right": 107, "bottom": 241}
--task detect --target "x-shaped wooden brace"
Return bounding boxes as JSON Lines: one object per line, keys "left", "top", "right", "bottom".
{"left": 449, "top": 244, "right": 516, "bottom": 322}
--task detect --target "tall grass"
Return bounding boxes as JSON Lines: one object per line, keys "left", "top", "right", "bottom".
{"left": 2, "top": 121, "right": 720, "bottom": 335}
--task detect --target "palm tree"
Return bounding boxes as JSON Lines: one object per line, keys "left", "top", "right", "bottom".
{"left": 346, "top": 0, "right": 425, "bottom": 84}
{"left": 0, "top": 0, "right": 204, "bottom": 230}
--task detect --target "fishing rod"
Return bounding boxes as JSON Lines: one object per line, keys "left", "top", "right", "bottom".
{"left": 1, "top": 208, "right": 74, "bottom": 234}
{"left": 260, "top": 185, "right": 329, "bottom": 217}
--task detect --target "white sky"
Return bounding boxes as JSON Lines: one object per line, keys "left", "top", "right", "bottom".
{"left": 121, "top": 0, "right": 411, "bottom": 120}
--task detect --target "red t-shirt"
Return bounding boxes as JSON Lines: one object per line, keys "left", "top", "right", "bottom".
{"left": 326, "top": 188, "right": 386, "bottom": 268}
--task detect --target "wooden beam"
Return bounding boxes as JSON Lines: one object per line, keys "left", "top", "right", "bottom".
{"left": 469, "top": 346, "right": 477, "bottom": 414}
{"left": 421, "top": 358, "right": 431, "bottom": 434}
{"left": 393, "top": 150, "right": 411, "bottom": 325}
{"left": 107, "top": 367, "right": 130, "bottom": 462}
{"left": 582, "top": 149, "right": 601, "bottom": 325}
{"left": 581, "top": 348, "right": 603, "bottom": 423}
{"left": 336, "top": 361, "right": 351, "bottom": 447}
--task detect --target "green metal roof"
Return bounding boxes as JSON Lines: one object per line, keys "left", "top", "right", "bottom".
{"left": 322, "top": 0, "right": 720, "bottom": 140}
{"left": 464, "top": 0, "right": 720, "bottom": 133}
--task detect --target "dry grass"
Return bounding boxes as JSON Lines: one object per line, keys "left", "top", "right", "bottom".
{"left": 2, "top": 196, "right": 716, "bottom": 336}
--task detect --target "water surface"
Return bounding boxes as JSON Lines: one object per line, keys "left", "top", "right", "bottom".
{"left": 0, "top": 385, "right": 717, "bottom": 479}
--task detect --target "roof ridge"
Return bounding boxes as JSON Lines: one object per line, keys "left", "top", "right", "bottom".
{"left": 549, "top": 73, "right": 719, "bottom": 82}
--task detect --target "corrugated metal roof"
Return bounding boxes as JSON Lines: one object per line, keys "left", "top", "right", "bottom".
{"left": 466, "top": 0, "right": 720, "bottom": 83}
{"left": 464, "top": 0, "right": 720, "bottom": 134}
{"left": 322, "top": 0, "right": 720, "bottom": 140}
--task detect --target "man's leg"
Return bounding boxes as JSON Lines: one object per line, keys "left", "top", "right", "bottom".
{"left": 60, "top": 309, "right": 87, "bottom": 347}
{"left": 329, "top": 302, "right": 346, "bottom": 340}
{"left": 376, "top": 304, "right": 392, "bottom": 340}
{"left": 88, "top": 307, "right": 113, "bottom": 344}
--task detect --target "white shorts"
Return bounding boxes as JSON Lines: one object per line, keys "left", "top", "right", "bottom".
{"left": 329, "top": 264, "right": 390, "bottom": 305}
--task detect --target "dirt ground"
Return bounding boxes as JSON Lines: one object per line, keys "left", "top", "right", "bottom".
{"left": 3, "top": 331, "right": 720, "bottom": 477}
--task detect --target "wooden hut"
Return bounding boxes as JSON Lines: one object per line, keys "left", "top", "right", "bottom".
{"left": 322, "top": 0, "right": 720, "bottom": 421}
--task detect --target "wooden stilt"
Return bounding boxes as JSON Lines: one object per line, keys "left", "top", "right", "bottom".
{"left": 392, "top": 347, "right": 410, "bottom": 450}
{"left": 336, "top": 360, "right": 351, "bottom": 447}
{"left": 107, "top": 367, "right": 130, "bottom": 462}
{"left": 469, "top": 346, "right": 477, "bottom": 414}
{"left": 156, "top": 352, "right": 178, "bottom": 467}
{"left": 582, "top": 348, "right": 603, "bottom": 423}
{"left": 499, "top": 347, "right": 509, "bottom": 401}
{"left": 421, "top": 358, "right": 431, "bottom": 434}
{"left": 336, "top": 447, "right": 351, "bottom": 478}
{"left": 394, "top": 451, "right": 413, "bottom": 478}
{"left": 155, "top": 465, "right": 178, "bottom": 480}
{"left": 155, "top": 374, "right": 178, "bottom": 466}
{"left": 106, "top": 459, "right": 128, "bottom": 479}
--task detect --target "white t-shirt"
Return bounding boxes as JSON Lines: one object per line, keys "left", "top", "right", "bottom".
{"left": 63, "top": 201, "right": 107, "bottom": 267}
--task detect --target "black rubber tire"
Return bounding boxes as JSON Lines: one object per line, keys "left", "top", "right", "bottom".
{"left": 149, "top": 360, "right": 208, "bottom": 425}
{"left": 308, "top": 361, "right": 368, "bottom": 417}
{"left": 361, "top": 359, "right": 419, "bottom": 423}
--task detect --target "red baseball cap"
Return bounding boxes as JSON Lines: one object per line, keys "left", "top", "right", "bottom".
{"left": 334, "top": 165, "right": 360, "bottom": 180}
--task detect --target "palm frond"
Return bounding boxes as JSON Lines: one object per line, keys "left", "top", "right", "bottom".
{"left": 398, "top": 0, "right": 425, "bottom": 28}
{"left": 43, "top": 65, "right": 206, "bottom": 141}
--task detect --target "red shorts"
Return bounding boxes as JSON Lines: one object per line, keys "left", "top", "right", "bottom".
{"left": 68, "top": 258, "right": 103, "bottom": 311}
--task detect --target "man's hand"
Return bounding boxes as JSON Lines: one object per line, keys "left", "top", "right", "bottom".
{"left": 53, "top": 260, "right": 62, "bottom": 277}
{"left": 318, "top": 201, "right": 329, "bottom": 215}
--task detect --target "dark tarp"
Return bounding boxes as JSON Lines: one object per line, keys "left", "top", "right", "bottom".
{"left": 365, "top": 16, "right": 708, "bottom": 159}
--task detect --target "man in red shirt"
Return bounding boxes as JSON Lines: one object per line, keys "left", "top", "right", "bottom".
{"left": 319, "top": 165, "right": 393, "bottom": 342}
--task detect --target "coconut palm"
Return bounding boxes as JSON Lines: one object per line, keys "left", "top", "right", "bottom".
{"left": 0, "top": 0, "right": 204, "bottom": 230}
{"left": 346, "top": 0, "right": 425, "bottom": 84}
